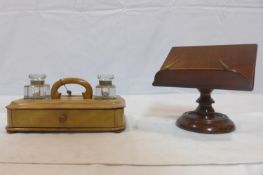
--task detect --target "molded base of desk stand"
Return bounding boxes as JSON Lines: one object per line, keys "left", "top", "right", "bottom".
{"left": 176, "top": 89, "right": 235, "bottom": 134}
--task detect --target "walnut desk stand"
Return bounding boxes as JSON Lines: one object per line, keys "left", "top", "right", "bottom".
{"left": 153, "top": 44, "right": 257, "bottom": 134}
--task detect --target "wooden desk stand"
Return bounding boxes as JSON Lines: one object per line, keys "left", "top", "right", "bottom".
{"left": 153, "top": 44, "right": 257, "bottom": 134}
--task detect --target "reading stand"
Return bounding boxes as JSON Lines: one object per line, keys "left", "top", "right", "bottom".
{"left": 153, "top": 44, "right": 257, "bottom": 134}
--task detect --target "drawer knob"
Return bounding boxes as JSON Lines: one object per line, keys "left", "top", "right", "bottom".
{"left": 59, "top": 114, "right": 68, "bottom": 123}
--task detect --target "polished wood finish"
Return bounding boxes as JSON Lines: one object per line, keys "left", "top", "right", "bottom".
{"left": 176, "top": 89, "right": 235, "bottom": 134}
{"left": 10, "top": 109, "right": 121, "bottom": 127}
{"left": 153, "top": 44, "right": 257, "bottom": 134}
{"left": 51, "top": 77, "right": 93, "bottom": 99}
{"left": 153, "top": 44, "right": 257, "bottom": 90}
{"left": 7, "top": 96, "right": 125, "bottom": 109}
{"left": 6, "top": 126, "right": 125, "bottom": 133}
{"left": 6, "top": 78, "right": 125, "bottom": 133}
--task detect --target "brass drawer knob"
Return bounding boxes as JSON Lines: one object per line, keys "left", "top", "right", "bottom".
{"left": 59, "top": 114, "right": 68, "bottom": 123}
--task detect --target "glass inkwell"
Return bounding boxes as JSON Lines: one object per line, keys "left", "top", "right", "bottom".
{"left": 95, "top": 74, "right": 116, "bottom": 100}
{"left": 24, "top": 74, "right": 50, "bottom": 99}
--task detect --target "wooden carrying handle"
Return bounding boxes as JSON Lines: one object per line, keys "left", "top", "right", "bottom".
{"left": 51, "top": 78, "right": 93, "bottom": 99}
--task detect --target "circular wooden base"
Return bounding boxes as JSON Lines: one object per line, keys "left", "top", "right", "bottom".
{"left": 176, "top": 111, "right": 235, "bottom": 134}
{"left": 176, "top": 88, "right": 235, "bottom": 134}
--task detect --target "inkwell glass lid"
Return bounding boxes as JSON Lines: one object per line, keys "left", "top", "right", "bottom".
{"left": 29, "top": 74, "right": 46, "bottom": 85}
{"left": 98, "top": 74, "right": 114, "bottom": 85}
{"left": 98, "top": 74, "right": 114, "bottom": 81}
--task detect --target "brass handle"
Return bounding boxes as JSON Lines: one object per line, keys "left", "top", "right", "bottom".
{"left": 59, "top": 114, "right": 68, "bottom": 123}
{"left": 51, "top": 78, "right": 93, "bottom": 99}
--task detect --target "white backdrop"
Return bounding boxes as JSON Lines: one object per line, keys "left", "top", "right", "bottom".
{"left": 0, "top": 0, "right": 262, "bottom": 95}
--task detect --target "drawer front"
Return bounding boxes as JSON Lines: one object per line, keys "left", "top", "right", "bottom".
{"left": 11, "top": 109, "right": 120, "bottom": 128}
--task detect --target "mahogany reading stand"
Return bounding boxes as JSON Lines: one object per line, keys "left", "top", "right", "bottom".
{"left": 153, "top": 44, "right": 257, "bottom": 134}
